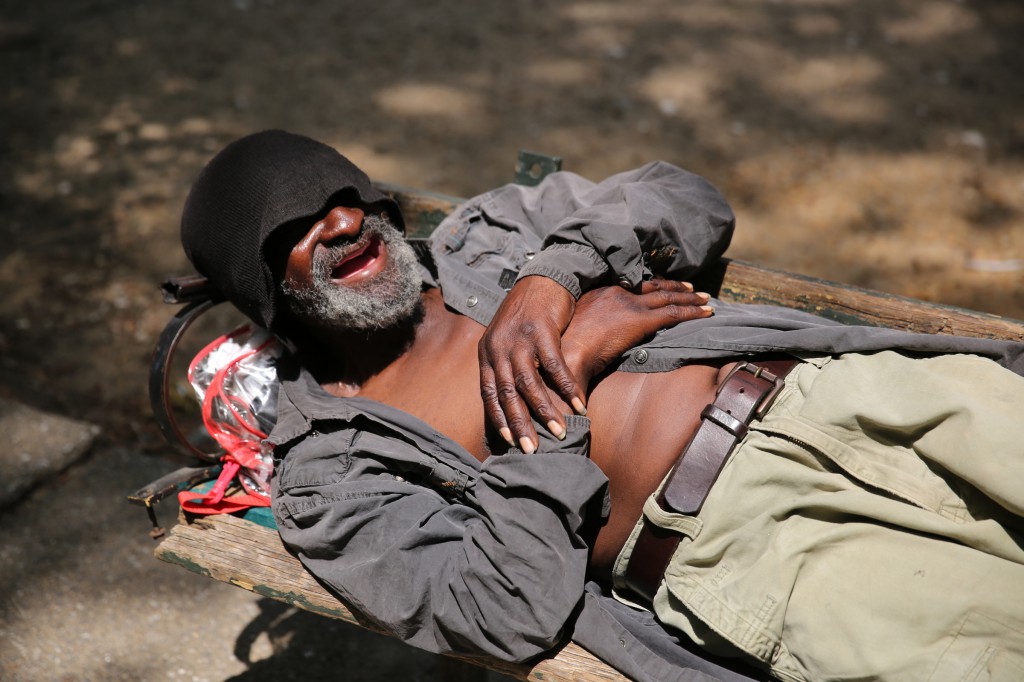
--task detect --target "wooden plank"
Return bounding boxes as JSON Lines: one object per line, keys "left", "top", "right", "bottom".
{"left": 699, "top": 259, "right": 1024, "bottom": 341}
{"left": 155, "top": 514, "right": 629, "bottom": 682}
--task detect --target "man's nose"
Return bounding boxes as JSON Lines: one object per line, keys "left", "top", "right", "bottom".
{"left": 318, "top": 206, "right": 364, "bottom": 242}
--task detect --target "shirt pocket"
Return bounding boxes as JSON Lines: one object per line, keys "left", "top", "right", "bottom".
{"left": 439, "top": 203, "right": 538, "bottom": 264}
{"left": 275, "top": 426, "right": 355, "bottom": 491}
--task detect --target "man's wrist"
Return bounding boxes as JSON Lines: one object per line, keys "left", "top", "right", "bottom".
{"left": 516, "top": 244, "right": 611, "bottom": 299}
{"left": 561, "top": 343, "right": 594, "bottom": 390}
{"left": 515, "top": 268, "right": 580, "bottom": 300}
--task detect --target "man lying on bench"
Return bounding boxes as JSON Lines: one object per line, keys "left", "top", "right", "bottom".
{"left": 179, "top": 130, "right": 1024, "bottom": 682}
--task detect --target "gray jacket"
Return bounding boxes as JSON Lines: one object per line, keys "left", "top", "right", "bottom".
{"left": 270, "top": 163, "right": 1023, "bottom": 682}
{"left": 428, "top": 161, "right": 1022, "bottom": 374}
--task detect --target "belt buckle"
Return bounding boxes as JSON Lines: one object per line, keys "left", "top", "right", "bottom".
{"left": 717, "top": 361, "right": 786, "bottom": 418}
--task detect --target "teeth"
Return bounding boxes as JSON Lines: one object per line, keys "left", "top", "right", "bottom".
{"left": 330, "top": 236, "right": 379, "bottom": 280}
{"left": 332, "top": 240, "right": 367, "bottom": 266}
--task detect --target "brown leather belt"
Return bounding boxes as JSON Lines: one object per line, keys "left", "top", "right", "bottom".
{"left": 622, "top": 358, "right": 799, "bottom": 605}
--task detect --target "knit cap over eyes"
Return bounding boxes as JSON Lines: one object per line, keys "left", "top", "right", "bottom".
{"left": 180, "top": 130, "right": 403, "bottom": 334}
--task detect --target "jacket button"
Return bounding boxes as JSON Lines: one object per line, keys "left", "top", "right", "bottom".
{"left": 467, "top": 295, "right": 479, "bottom": 308}
{"left": 618, "top": 277, "right": 631, "bottom": 288}
{"left": 633, "top": 349, "right": 649, "bottom": 364}
{"left": 525, "top": 251, "right": 536, "bottom": 260}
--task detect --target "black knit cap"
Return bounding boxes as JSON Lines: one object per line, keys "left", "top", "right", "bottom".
{"left": 180, "top": 130, "right": 404, "bottom": 333}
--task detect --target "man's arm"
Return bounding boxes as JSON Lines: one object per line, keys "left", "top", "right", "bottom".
{"left": 480, "top": 278, "right": 715, "bottom": 450}
{"left": 559, "top": 279, "right": 714, "bottom": 390}
{"left": 514, "top": 161, "right": 735, "bottom": 294}
{"left": 476, "top": 162, "right": 734, "bottom": 448}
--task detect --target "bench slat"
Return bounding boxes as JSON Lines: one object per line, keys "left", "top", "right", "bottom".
{"left": 703, "top": 259, "right": 1024, "bottom": 339}
{"left": 155, "top": 514, "right": 629, "bottom": 682}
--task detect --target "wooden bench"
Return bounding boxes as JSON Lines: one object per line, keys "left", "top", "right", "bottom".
{"left": 137, "top": 173, "right": 1024, "bottom": 682}
{"left": 156, "top": 512, "right": 630, "bottom": 681}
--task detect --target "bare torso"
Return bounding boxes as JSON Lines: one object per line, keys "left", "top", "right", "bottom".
{"left": 323, "top": 290, "right": 734, "bottom": 581}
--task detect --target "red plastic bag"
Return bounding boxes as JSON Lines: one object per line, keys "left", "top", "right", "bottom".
{"left": 178, "top": 325, "right": 282, "bottom": 515}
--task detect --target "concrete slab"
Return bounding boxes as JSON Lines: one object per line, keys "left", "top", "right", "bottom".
{"left": 0, "top": 398, "right": 101, "bottom": 508}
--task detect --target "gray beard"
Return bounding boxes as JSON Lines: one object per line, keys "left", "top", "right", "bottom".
{"left": 281, "top": 214, "right": 423, "bottom": 333}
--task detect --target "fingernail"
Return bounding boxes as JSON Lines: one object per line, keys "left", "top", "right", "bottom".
{"left": 519, "top": 436, "right": 536, "bottom": 454}
{"left": 696, "top": 292, "right": 710, "bottom": 302}
{"left": 571, "top": 397, "right": 587, "bottom": 416}
{"left": 683, "top": 282, "right": 694, "bottom": 291}
{"left": 700, "top": 305, "right": 714, "bottom": 314}
{"left": 547, "top": 420, "right": 566, "bottom": 440}
{"left": 499, "top": 427, "right": 515, "bottom": 446}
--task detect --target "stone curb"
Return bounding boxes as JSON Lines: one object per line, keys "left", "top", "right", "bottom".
{"left": 0, "top": 397, "right": 101, "bottom": 508}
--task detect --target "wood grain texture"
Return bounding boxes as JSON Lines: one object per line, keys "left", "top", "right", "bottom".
{"left": 698, "top": 259, "right": 1024, "bottom": 340}
{"left": 376, "top": 182, "right": 462, "bottom": 240}
{"left": 155, "top": 513, "right": 629, "bottom": 682}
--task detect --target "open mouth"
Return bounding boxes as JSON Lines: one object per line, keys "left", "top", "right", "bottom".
{"left": 329, "top": 234, "right": 384, "bottom": 281}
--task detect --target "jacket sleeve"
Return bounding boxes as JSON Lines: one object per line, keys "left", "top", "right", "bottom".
{"left": 272, "top": 415, "right": 607, "bottom": 663}
{"left": 509, "top": 161, "right": 736, "bottom": 297}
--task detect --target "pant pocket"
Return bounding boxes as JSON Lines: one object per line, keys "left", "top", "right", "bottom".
{"left": 611, "top": 494, "right": 703, "bottom": 609}
{"left": 929, "top": 611, "right": 1024, "bottom": 682}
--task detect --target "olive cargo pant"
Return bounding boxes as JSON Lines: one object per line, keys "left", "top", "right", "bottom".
{"left": 614, "top": 352, "right": 1024, "bottom": 681}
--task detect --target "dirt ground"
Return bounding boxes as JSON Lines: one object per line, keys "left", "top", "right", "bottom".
{"left": 1, "top": 1, "right": 1022, "bottom": 680}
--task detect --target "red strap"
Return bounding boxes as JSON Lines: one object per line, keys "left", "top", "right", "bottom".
{"left": 204, "top": 459, "right": 241, "bottom": 504}
{"left": 177, "top": 454, "right": 270, "bottom": 515}
{"left": 178, "top": 489, "right": 270, "bottom": 515}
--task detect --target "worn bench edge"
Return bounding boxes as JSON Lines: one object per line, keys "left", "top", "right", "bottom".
{"left": 155, "top": 513, "right": 629, "bottom": 682}
{"left": 706, "top": 258, "right": 1024, "bottom": 339}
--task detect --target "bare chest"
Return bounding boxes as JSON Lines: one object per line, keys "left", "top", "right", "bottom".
{"left": 320, "top": 322, "right": 733, "bottom": 579}
{"left": 347, "top": 318, "right": 493, "bottom": 459}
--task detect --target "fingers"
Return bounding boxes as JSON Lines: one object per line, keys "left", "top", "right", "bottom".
{"left": 639, "top": 279, "right": 714, "bottom": 307}
{"left": 479, "top": 362, "right": 513, "bottom": 447}
{"left": 480, "top": 340, "right": 561, "bottom": 455}
{"left": 639, "top": 286, "right": 713, "bottom": 311}
{"left": 642, "top": 291, "right": 715, "bottom": 330}
{"left": 655, "top": 289, "right": 714, "bottom": 316}
{"left": 639, "top": 279, "right": 694, "bottom": 294}
{"left": 638, "top": 279, "right": 714, "bottom": 315}
{"left": 536, "top": 342, "right": 586, "bottom": 419}
{"left": 619, "top": 284, "right": 715, "bottom": 340}
{"left": 479, "top": 276, "right": 581, "bottom": 451}
{"left": 653, "top": 300, "right": 714, "bottom": 324}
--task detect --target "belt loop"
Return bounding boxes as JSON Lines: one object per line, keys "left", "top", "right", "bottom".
{"left": 643, "top": 494, "right": 703, "bottom": 540}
